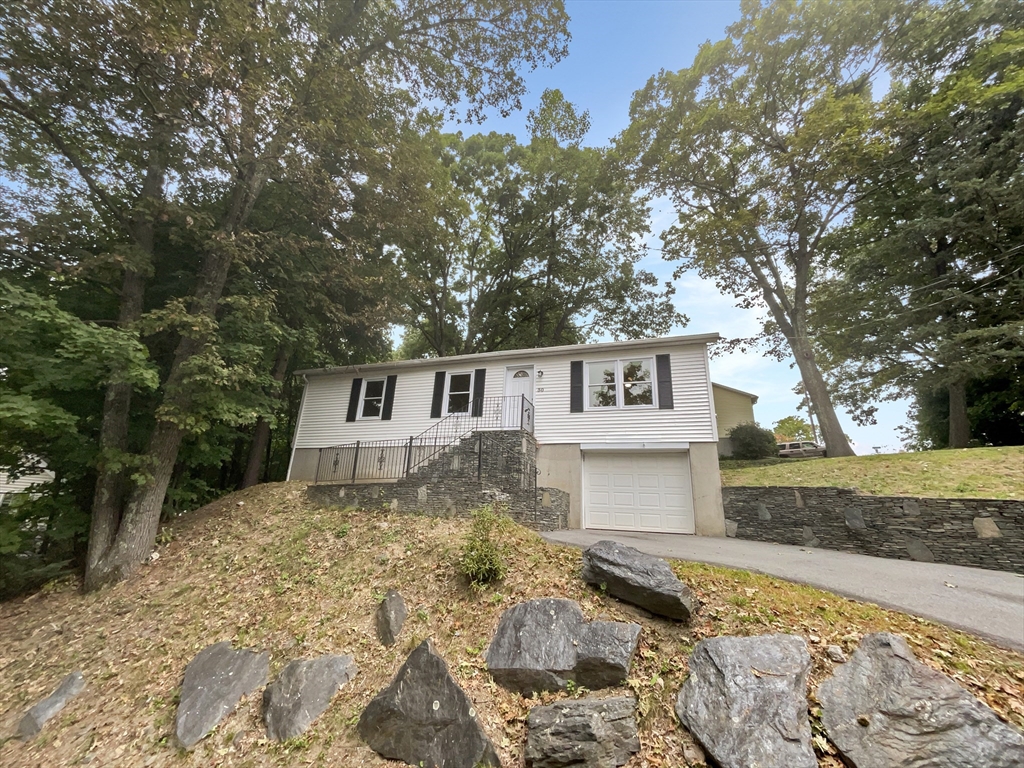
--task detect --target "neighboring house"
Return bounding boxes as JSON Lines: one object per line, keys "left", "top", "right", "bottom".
{"left": 0, "top": 466, "right": 55, "bottom": 507}
{"left": 288, "top": 333, "right": 727, "bottom": 537}
{"left": 712, "top": 383, "right": 760, "bottom": 457}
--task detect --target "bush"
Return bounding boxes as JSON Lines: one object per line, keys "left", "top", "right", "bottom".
{"left": 457, "top": 505, "right": 510, "bottom": 589}
{"left": 728, "top": 422, "right": 778, "bottom": 460}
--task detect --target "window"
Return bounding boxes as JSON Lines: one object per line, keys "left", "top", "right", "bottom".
{"left": 359, "top": 378, "right": 386, "bottom": 419}
{"left": 446, "top": 372, "right": 473, "bottom": 414}
{"left": 585, "top": 358, "right": 655, "bottom": 409}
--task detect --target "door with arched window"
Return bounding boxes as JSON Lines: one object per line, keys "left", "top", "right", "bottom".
{"left": 503, "top": 365, "right": 535, "bottom": 429}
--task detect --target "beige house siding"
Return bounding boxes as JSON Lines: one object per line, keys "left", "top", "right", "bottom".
{"left": 713, "top": 385, "right": 757, "bottom": 436}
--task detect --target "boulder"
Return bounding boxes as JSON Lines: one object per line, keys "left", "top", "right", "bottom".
{"left": 818, "top": 632, "right": 1024, "bottom": 768}
{"left": 17, "top": 671, "right": 86, "bottom": 740}
{"left": 525, "top": 696, "right": 639, "bottom": 768}
{"left": 264, "top": 655, "right": 358, "bottom": 741}
{"left": 376, "top": 589, "right": 408, "bottom": 646}
{"left": 358, "top": 639, "right": 500, "bottom": 768}
{"left": 675, "top": 634, "right": 816, "bottom": 768}
{"left": 175, "top": 642, "right": 269, "bottom": 750}
{"left": 582, "top": 540, "right": 694, "bottom": 621}
{"left": 485, "top": 598, "right": 641, "bottom": 695}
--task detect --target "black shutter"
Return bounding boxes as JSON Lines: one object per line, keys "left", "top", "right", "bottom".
{"left": 381, "top": 374, "right": 398, "bottom": 420}
{"left": 471, "top": 368, "right": 487, "bottom": 416}
{"left": 430, "top": 371, "right": 446, "bottom": 418}
{"left": 346, "top": 378, "right": 363, "bottom": 422}
{"left": 570, "top": 360, "right": 584, "bottom": 413}
{"left": 656, "top": 354, "right": 674, "bottom": 409}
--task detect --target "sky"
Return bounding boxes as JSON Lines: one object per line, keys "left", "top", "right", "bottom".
{"left": 444, "top": 0, "right": 913, "bottom": 455}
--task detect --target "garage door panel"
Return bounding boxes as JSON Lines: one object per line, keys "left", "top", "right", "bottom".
{"left": 584, "top": 451, "right": 694, "bottom": 534}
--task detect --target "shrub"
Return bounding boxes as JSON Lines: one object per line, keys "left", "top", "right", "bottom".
{"left": 457, "top": 505, "right": 510, "bottom": 589}
{"left": 728, "top": 422, "right": 778, "bottom": 460}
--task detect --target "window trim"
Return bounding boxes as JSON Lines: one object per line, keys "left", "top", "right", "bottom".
{"left": 358, "top": 377, "right": 387, "bottom": 420}
{"left": 443, "top": 370, "right": 476, "bottom": 415}
{"left": 584, "top": 357, "right": 657, "bottom": 411}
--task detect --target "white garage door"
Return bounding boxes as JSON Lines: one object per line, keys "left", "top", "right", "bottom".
{"left": 584, "top": 451, "right": 694, "bottom": 534}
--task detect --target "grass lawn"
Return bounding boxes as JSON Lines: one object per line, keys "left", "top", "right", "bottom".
{"left": 721, "top": 445, "right": 1024, "bottom": 498}
{"left": 1, "top": 482, "right": 1022, "bottom": 767}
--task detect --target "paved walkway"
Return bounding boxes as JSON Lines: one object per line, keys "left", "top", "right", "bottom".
{"left": 541, "top": 530, "right": 1024, "bottom": 652}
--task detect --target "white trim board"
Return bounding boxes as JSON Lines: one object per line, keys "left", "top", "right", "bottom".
{"left": 581, "top": 442, "right": 690, "bottom": 452}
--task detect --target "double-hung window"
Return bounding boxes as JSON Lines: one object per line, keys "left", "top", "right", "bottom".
{"left": 446, "top": 372, "right": 474, "bottom": 414}
{"left": 585, "top": 358, "right": 655, "bottom": 409}
{"left": 359, "top": 378, "right": 386, "bottom": 419}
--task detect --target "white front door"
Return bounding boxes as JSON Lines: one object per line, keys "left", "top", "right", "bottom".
{"left": 584, "top": 451, "right": 695, "bottom": 534}
{"left": 504, "top": 365, "right": 535, "bottom": 429}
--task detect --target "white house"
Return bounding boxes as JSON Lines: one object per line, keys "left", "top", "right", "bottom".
{"left": 288, "top": 333, "right": 727, "bottom": 536}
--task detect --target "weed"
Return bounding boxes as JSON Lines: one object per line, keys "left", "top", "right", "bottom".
{"left": 335, "top": 523, "right": 351, "bottom": 538}
{"left": 456, "top": 505, "right": 510, "bottom": 589}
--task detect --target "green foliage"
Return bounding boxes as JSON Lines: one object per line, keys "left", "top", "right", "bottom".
{"left": 457, "top": 506, "right": 510, "bottom": 590}
{"left": 728, "top": 423, "right": 779, "bottom": 461}
{"left": 773, "top": 416, "right": 815, "bottom": 442}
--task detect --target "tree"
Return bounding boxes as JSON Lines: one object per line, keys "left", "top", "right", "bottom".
{"left": 620, "top": 0, "right": 918, "bottom": 458}
{"left": 728, "top": 422, "right": 778, "bottom": 460}
{"left": 397, "top": 90, "right": 683, "bottom": 358}
{"left": 1, "top": 0, "right": 571, "bottom": 589}
{"left": 815, "top": 3, "right": 1024, "bottom": 448}
{"left": 773, "top": 416, "right": 814, "bottom": 442}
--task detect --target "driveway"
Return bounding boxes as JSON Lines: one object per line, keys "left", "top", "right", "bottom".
{"left": 541, "top": 530, "right": 1024, "bottom": 652}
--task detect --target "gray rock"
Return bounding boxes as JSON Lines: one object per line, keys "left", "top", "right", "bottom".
{"left": 818, "top": 632, "right": 1024, "bottom": 768}
{"left": 845, "top": 507, "right": 866, "bottom": 530}
{"left": 581, "top": 540, "right": 694, "bottom": 621}
{"left": 675, "top": 634, "right": 816, "bottom": 768}
{"left": 525, "top": 696, "right": 639, "bottom": 768}
{"left": 801, "top": 526, "right": 820, "bottom": 548}
{"left": 904, "top": 537, "right": 935, "bottom": 562}
{"left": 826, "top": 645, "right": 848, "bottom": 664}
{"left": 17, "top": 671, "right": 86, "bottom": 740}
{"left": 175, "top": 642, "right": 269, "bottom": 750}
{"left": 376, "top": 589, "right": 408, "bottom": 646}
{"left": 725, "top": 519, "right": 739, "bottom": 537}
{"left": 264, "top": 655, "right": 358, "bottom": 741}
{"left": 358, "top": 639, "right": 499, "bottom": 768}
{"left": 974, "top": 517, "right": 1003, "bottom": 539}
{"left": 486, "top": 599, "right": 641, "bottom": 695}
{"left": 757, "top": 502, "right": 772, "bottom": 520}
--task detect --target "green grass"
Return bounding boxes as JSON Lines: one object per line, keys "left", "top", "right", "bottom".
{"left": 721, "top": 446, "right": 1024, "bottom": 499}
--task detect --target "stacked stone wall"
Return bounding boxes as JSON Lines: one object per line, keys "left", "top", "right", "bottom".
{"left": 722, "top": 486, "right": 1023, "bottom": 573}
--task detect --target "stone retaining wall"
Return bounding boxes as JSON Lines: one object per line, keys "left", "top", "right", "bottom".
{"left": 722, "top": 486, "right": 1024, "bottom": 573}
{"left": 307, "top": 480, "right": 570, "bottom": 531}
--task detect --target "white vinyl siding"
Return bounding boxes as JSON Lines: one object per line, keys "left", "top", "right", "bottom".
{"left": 290, "top": 341, "right": 717, "bottom": 452}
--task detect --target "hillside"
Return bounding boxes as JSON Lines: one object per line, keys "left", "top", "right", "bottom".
{"left": 1, "top": 482, "right": 1021, "bottom": 767}
{"left": 721, "top": 446, "right": 1024, "bottom": 499}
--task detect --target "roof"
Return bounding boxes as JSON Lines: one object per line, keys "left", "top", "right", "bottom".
{"left": 295, "top": 332, "right": 722, "bottom": 377}
{"left": 711, "top": 382, "right": 759, "bottom": 404}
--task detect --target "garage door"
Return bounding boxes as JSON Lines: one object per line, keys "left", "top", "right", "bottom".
{"left": 584, "top": 452, "right": 694, "bottom": 534}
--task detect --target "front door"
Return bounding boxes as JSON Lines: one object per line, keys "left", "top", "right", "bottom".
{"left": 504, "top": 365, "right": 535, "bottom": 429}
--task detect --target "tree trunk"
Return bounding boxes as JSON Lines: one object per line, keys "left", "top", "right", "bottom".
{"left": 948, "top": 380, "right": 970, "bottom": 448}
{"left": 788, "top": 334, "right": 855, "bottom": 457}
{"left": 241, "top": 346, "right": 291, "bottom": 489}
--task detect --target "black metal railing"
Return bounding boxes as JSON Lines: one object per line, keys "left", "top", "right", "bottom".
{"left": 313, "top": 395, "right": 535, "bottom": 485}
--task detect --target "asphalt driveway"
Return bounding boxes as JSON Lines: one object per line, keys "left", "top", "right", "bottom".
{"left": 541, "top": 529, "right": 1024, "bottom": 652}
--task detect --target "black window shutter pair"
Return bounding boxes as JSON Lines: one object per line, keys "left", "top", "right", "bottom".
{"left": 569, "top": 354, "right": 673, "bottom": 412}
{"left": 345, "top": 375, "right": 398, "bottom": 422}
{"left": 429, "top": 368, "right": 487, "bottom": 418}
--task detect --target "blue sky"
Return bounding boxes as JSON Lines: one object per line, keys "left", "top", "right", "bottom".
{"left": 446, "top": 0, "right": 912, "bottom": 454}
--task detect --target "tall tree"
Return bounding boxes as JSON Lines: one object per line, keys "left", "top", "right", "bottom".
{"left": 398, "top": 90, "right": 683, "bottom": 358}
{"left": 620, "top": 0, "right": 916, "bottom": 457}
{"left": 816, "top": 3, "right": 1024, "bottom": 448}
{"left": 1, "top": 0, "right": 570, "bottom": 589}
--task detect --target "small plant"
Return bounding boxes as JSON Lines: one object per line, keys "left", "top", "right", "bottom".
{"left": 335, "top": 523, "right": 351, "bottom": 538}
{"left": 457, "top": 505, "right": 510, "bottom": 589}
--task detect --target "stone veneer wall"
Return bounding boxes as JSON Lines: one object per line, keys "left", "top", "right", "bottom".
{"left": 306, "top": 480, "right": 569, "bottom": 531}
{"left": 722, "top": 486, "right": 1024, "bottom": 574}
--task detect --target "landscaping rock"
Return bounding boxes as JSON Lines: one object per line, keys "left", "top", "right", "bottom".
{"left": 375, "top": 589, "right": 408, "bottom": 646}
{"left": 581, "top": 539, "right": 694, "bottom": 621}
{"left": 524, "top": 696, "right": 639, "bottom": 768}
{"left": 485, "top": 598, "right": 641, "bottom": 695}
{"left": 904, "top": 537, "right": 935, "bottom": 562}
{"left": 264, "top": 655, "right": 358, "bottom": 741}
{"left": 17, "top": 671, "right": 86, "bottom": 740}
{"left": 675, "top": 634, "right": 816, "bottom": 768}
{"left": 818, "top": 632, "right": 1024, "bottom": 768}
{"left": 826, "top": 645, "right": 848, "bottom": 664}
{"left": 175, "top": 642, "right": 269, "bottom": 750}
{"left": 358, "top": 639, "right": 499, "bottom": 768}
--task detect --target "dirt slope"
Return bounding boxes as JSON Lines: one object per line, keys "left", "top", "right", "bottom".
{"left": 1, "top": 482, "right": 1021, "bottom": 767}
